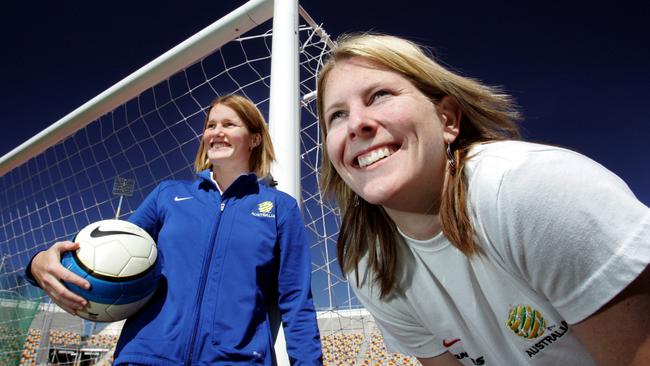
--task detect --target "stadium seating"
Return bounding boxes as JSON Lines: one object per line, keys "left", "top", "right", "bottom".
{"left": 20, "top": 327, "right": 421, "bottom": 365}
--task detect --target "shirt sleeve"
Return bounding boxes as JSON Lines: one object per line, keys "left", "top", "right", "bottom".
{"left": 474, "top": 146, "right": 650, "bottom": 324}
{"left": 275, "top": 196, "right": 323, "bottom": 365}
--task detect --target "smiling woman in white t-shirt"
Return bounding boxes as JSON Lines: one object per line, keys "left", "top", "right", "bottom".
{"left": 316, "top": 33, "right": 649, "bottom": 366}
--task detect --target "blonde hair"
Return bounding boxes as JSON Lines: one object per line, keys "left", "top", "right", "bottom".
{"left": 194, "top": 94, "right": 275, "bottom": 177}
{"left": 317, "top": 33, "right": 521, "bottom": 298}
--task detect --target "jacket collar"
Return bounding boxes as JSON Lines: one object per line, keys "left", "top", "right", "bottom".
{"left": 196, "top": 169, "right": 260, "bottom": 198}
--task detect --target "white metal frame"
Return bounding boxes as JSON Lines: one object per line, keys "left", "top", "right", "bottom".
{"left": 268, "top": 1, "right": 300, "bottom": 364}
{"left": 269, "top": 0, "right": 301, "bottom": 201}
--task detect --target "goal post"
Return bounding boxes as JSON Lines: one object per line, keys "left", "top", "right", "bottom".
{"left": 269, "top": 0, "right": 300, "bottom": 199}
{"left": 267, "top": 1, "right": 299, "bottom": 362}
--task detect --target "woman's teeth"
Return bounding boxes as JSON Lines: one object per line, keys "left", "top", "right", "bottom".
{"left": 357, "top": 147, "right": 394, "bottom": 168}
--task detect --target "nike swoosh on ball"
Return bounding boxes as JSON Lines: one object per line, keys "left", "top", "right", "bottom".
{"left": 90, "top": 227, "right": 146, "bottom": 239}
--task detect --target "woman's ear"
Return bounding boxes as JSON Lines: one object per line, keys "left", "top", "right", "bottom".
{"left": 437, "top": 96, "right": 461, "bottom": 144}
{"left": 251, "top": 133, "right": 262, "bottom": 149}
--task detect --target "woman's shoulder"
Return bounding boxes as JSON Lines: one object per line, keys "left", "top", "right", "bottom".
{"left": 465, "top": 140, "right": 613, "bottom": 194}
{"left": 139, "top": 178, "right": 201, "bottom": 202}
{"left": 256, "top": 183, "right": 301, "bottom": 211}
{"left": 467, "top": 140, "right": 578, "bottom": 168}
{"left": 156, "top": 178, "right": 197, "bottom": 191}
{"left": 463, "top": 140, "right": 635, "bottom": 241}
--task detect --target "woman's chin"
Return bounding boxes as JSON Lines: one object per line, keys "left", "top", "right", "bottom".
{"left": 357, "top": 187, "right": 395, "bottom": 207}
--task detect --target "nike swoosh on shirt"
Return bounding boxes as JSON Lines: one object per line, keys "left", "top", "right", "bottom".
{"left": 174, "top": 196, "right": 193, "bottom": 202}
{"left": 442, "top": 338, "right": 461, "bottom": 348}
{"left": 90, "top": 227, "right": 146, "bottom": 239}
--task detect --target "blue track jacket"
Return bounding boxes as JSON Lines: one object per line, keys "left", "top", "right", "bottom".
{"left": 27, "top": 170, "right": 322, "bottom": 365}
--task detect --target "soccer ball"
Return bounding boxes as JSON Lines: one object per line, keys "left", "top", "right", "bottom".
{"left": 60, "top": 219, "right": 160, "bottom": 322}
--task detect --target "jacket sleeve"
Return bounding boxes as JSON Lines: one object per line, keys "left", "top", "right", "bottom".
{"left": 275, "top": 197, "right": 322, "bottom": 365}
{"left": 24, "top": 256, "right": 40, "bottom": 287}
{"left": 127, "top": 183, "right": 162, "bottom": 241}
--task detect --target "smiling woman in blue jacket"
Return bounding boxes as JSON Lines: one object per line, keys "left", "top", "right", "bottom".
{"left": 27, "top": 94, "right": 323, "bottom": 365}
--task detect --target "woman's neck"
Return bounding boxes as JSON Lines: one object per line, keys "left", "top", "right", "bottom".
{"left": 384, "top": 206, "right": 441, "bottom": 240}
{"left": 212, "top": 166, "right": 250, "bottom": 192}
{"left": 382, "top": 167, "right": 451, "bottom": 240}
{"left": 381, "top": 174, "right": 445, "bottom": 240}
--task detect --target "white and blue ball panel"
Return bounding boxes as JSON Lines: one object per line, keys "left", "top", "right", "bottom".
{"left": 61, "top": 251, "right": 159, "bottom": 306}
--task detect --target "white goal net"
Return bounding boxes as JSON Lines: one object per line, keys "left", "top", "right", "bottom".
{"left": 0, "top": 1, "right": 418, "bottom": 365}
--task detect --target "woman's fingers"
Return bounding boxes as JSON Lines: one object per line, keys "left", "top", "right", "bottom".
{"left": 54, "top": 245, "right": 91, "bottom": 290}
{"left": 32, "top": 241, "right": 90, "bottom": 311}
{"left": 43, "top": 270, "right": 88, "bottom": 310}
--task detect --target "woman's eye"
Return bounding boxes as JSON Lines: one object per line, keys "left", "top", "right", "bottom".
{"left": 371, "top": 90, "right": 390, "bottom": 103}
{"left": 328, "top": 110, "right": 347, "bottom": 125}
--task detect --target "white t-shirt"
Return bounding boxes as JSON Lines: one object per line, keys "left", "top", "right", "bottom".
{"left": 351, "top": 141, "right": 650, "bottom": 365}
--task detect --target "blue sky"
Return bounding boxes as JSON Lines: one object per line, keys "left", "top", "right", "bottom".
{"left": 1, "top": 0, "right": 648, "bottom": 207}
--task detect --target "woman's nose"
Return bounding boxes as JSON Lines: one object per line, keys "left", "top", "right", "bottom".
{"left": 207, "top": 127, "right": 225, "bottom": 136}
{"left": 347, "top": 109, "right": 377, "bottom": 140}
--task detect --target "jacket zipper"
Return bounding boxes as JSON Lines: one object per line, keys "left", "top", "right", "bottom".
{"left": 185, "top": 197, "right": 226, "bottom": 365}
